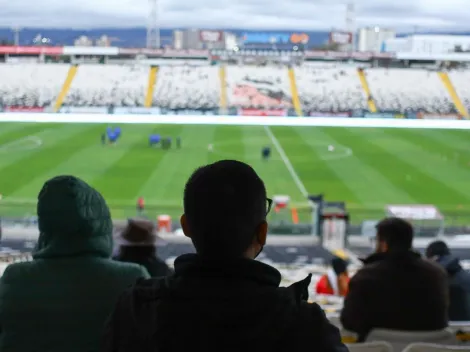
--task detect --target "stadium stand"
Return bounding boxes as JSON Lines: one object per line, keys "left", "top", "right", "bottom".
{"left": 225, "top": 65, "right": 293, "bottom": 109}
{"left": 0, "top": 63, "right": 469, "bottom": 115}
{"left": 63, "top": 64, "right": 148, "bottom": 107}
{"left": 294, "top": 66, "right": 368, "bottom": 112}
{"left": 0, "top": 64, "right": 69, "bottom": 107}
{"left": 153, "top": 65, "right": 220, "bottom": 109}
{"left": 366, "top": 69, "right": 455, "bottom": 113}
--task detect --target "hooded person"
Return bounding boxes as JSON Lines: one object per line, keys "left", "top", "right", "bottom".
{"left": 113, "top": 218, "right": 172, "bottom": 277}
{"left": 316, "top": 257, "right": 349, "bottom": 297}
{"left": 426, "top": 240, "right": 470, "bottom": 321}
{"left": 0, "top": 175, "right": 149, "bottom": 352}
{"left": 103, "top": 160, "right": 347, "bottom": 352}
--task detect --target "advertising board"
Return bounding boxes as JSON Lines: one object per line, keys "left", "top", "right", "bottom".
{"left": 418, "top": 113, "right": 461, "bottom": 120}
{"left": 308, "top": 111, "right": 350, "bottom": 117}
{"left": 59, "top": 106, "right": 108, "bottom": 114}
{"left": 160, "top": 109, "right": 218, "bottom": 115}
{"left": 4, "top": 107, "right": 44, "bottom": 112}
{"left": 113, "top": 107, "right": 161, "bottom": 114}
{"left": 199, "top": 30, "right": 224, "bottom": 43}
{"left": 238, "top": 108, "right": 287, "bottom": 116}
{"left": 0, "top": 46, "right": 63, "bottom": 55}
{"left": 329, "top": 31, "right": 353, "bottom": 45}
{"left": 241, "top": 32, "right": 310, "bottom": 45}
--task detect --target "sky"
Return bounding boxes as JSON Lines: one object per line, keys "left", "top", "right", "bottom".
{"left": 0, "top": 0, "right": 468, "bottom": 31}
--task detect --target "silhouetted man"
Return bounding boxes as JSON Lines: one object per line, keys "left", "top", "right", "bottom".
{"left": 104, "top": 160, "right": 347, "bottom": 352}
{"left": 341, "top": 217, "right": 448, "bottom": 341}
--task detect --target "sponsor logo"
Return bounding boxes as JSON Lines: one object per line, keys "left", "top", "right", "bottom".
{"left": 242, "top": 33, "right": 309, "bottom": 45}
{"left": 238, "top": 108, "right": 287, "bottom": 116}
{"left": 4, "top": 107, "right": 44, "bottom": 112}
{"left": 199, "top": 30, "right": 223, "bottom": 43}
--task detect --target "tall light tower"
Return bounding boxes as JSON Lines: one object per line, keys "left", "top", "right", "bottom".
{"left": 345, "top": 2, "right": 356, "bottom": 51}
{"left": 12, "top": 27, "right": 22, "bottom": 46}
{"left": 146, "top": 0, "right": 160, "bottom": 48}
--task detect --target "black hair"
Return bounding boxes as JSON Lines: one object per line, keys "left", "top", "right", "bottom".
{"left": 426, "top": 240, "right": 450, "bottom": 258}
{"left": 376, "top": 217, "right": 413, "bottom": 251}
{"left": 183, "top": 160, "right": 267, "bottom": 258}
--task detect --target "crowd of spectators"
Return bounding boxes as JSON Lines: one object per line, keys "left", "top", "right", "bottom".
{"left": 0, "top": 160, "right": 469, "bottom": 351}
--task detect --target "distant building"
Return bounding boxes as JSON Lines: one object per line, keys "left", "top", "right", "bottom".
{"left": 172, "top": 29, "right": 226, "bottom": 50}
{"left": 358, "top": 27, "right": 395, "bottom": 52}
{"left": 74, "top": 36, "right": 93, "bottom": 47}
{"left": 383, "top": 35, "right": 470, "bottom": 55}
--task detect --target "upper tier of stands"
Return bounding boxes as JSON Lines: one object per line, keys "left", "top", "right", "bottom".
{"left": 0, "top": 63, "right": 468, "bottom": 114}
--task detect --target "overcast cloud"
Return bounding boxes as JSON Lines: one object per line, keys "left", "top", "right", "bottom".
{"left": 0, "top": 0, "right": 468, "bottom": 31}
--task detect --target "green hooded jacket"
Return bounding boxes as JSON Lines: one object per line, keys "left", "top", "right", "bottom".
{"left": 0, "top": 176, "right": 150, "bottom": 352}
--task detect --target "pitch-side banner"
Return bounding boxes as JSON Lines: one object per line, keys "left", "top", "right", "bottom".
{"left": 238, "top": 108, "right": 287, "bottom": 116}
{"left": 59, "top": 106, "right": 108, "bottom": 114}
{"left": 4, "top": 107, "right": 44, "bottom": 113}
{"left": 113, "top": 107, "right": 161, "bottom": 114}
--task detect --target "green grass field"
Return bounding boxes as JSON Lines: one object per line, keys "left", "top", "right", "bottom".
{"left": 1, "top": 122, "right": 470, "bottom": 225}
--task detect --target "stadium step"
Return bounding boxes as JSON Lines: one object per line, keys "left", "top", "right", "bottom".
{"left": 438, "top": 72, "right": 469, "bottom": 119}
{"left": 144, "top": 66, "right": 159, "bottom": 108}
{"left": 288, "top": 67, "right": 303, "bottom": 116}
{"left": 357, "top": 69, "right": 377, "bottom": 113}
{"left": 53, "top": 64, "right": 78, "bottom": 112}
{"left": 219, "top": 65, "right": 227, "bottom": 112}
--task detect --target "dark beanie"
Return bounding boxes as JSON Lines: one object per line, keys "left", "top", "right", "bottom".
{"left": 426, "top": 240, "right": 450, "bottom": 258}
{"left": 331, "top": 256, "right": 348, "bottom": 275}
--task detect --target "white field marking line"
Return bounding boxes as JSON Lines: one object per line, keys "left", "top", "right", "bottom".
{"left": 263, "top": 125, "right": 308, "bottom": 197}
{"left": 0, "top": 136, "right": 43, "bottom": 153}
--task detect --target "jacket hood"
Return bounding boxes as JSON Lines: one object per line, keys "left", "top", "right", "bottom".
{"left": 33, "top": 175, "right": 113, "bottom": 259}
{"left": 436, "top": 254, "right": 462, "bottom": 276}
{"left": 116, "top": 254, "right": 312, "bottom": 346}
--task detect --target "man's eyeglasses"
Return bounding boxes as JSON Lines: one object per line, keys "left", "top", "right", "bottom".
{"left": 266, "top": 198, "right": 273, "bottom": 216}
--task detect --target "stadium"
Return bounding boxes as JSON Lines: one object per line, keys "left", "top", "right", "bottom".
{"left": 1, "top": 6, "right": 470, "bottom": 350}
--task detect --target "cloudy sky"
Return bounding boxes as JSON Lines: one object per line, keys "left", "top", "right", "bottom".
{"left": 0, "top": 0, "right": 468, "bottom": 31}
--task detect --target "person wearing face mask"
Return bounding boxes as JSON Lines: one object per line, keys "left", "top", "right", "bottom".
{"left": 103, "top": 160, "right": 347, "bottom": 352}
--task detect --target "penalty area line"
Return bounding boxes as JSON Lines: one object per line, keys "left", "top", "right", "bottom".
{"left": 263, "top": 126, "right": 308, "bottom": 197}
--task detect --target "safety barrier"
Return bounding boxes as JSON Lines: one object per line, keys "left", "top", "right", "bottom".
{"left": 0, "top": 113, "right": 470, "bottom": 129}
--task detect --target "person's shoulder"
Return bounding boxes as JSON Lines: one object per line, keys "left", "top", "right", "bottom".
{"left": 416, "top": 257, "right": 447, "bottom": 277}
{"left": 99, "top": 259, "right": 150, "bottom": 279}
{"left": 0, "top": 261, "right": 36, "bottom": 283}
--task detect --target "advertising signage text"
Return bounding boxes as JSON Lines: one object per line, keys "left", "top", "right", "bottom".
{"left": 241, "top": 32, "right": 310, "bottom": 45}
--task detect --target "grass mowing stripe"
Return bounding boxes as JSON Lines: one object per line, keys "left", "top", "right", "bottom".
{"left": 379, "top": 129, "right": 470, "bottom": 201}
{"left": 304, "top": 127, "right": 415, "bottom": 206}
{"left": 347, "top": 128, "right": 469, "bottom": 208}
{"left": 270, "top": 126, "right": 360, "bottom": 204}
{"left": 92, "top": 124, "right": 184, "bottom": 202}
{"left": 0, "top": 123, "right": 63, "bottom": 146}
{"left": 11, "top": 125, "right": 151, "bottom": 199}
{"left": 0, "top": 123, "right": 37, "bottom": 138}
{"left": 0, "top": 124, "right": 102, "bottom": 196}
{"left": 264, "top": 126, "right": 308, "bottom": 197}
{"left": 138, "top": 124, "right": 217, "bottom": 204}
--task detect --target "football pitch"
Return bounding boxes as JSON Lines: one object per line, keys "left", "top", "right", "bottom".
{"left": 1, "top": 122, "right": 470, "bottom": 225}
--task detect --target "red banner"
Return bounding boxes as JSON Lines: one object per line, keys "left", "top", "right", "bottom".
{"left": 4, "top": 107, "right": 45, "bottom": 112}
{"left": 0, "top": 46, "right": 63, "bottom": 55}
{"left": 238, "top": 108, "right": 287, "bottom": 116}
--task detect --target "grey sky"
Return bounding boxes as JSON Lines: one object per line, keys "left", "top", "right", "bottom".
{"left": 0, "top": 0, "right": 468, "bottom": 30}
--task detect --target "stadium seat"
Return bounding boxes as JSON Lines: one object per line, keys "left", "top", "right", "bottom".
{"left": 346, "top": 341, "right": 393, "bottom": 352}
{"left": 365, "top": 69, "right": 454, "bottom": 113}
{"left": 294, "top": 64, "right": 367, "bottom": 112}
{"left": 153, "top": 65, "right": 220, "bottom": 109}
{"left": 448, "top": 70, "right": 470, "bottom": 112}
{"left": 402, "top": 343, "right": 470, "bottom": 352}
{"left": 64, "top": 64, "right": 148, "bottom": 107}
{"left": 366, "top": 328, "right": 458, "bottom": 352}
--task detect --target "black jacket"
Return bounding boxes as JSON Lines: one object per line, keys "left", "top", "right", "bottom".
{"left": 340, "top": 250, "right": 448, "bottom": 341}
{"left": 436, "top": 255, "right": 470, "bottom": 321}
{"left": 113, "top": 246, "right": 172, "bottom": 278}
{"left": 103, "top": 253, "right": 347, "bottom": 352}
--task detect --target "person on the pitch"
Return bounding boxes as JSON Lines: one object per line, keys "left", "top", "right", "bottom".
{"left": 101, "top": 133, "right": 106, "bottom": 145}
{"left": 136, "top": 197, "right": 145, "bottom": 216}
{"left": 262, "top": 146, "right": 271, "bottom": 161}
